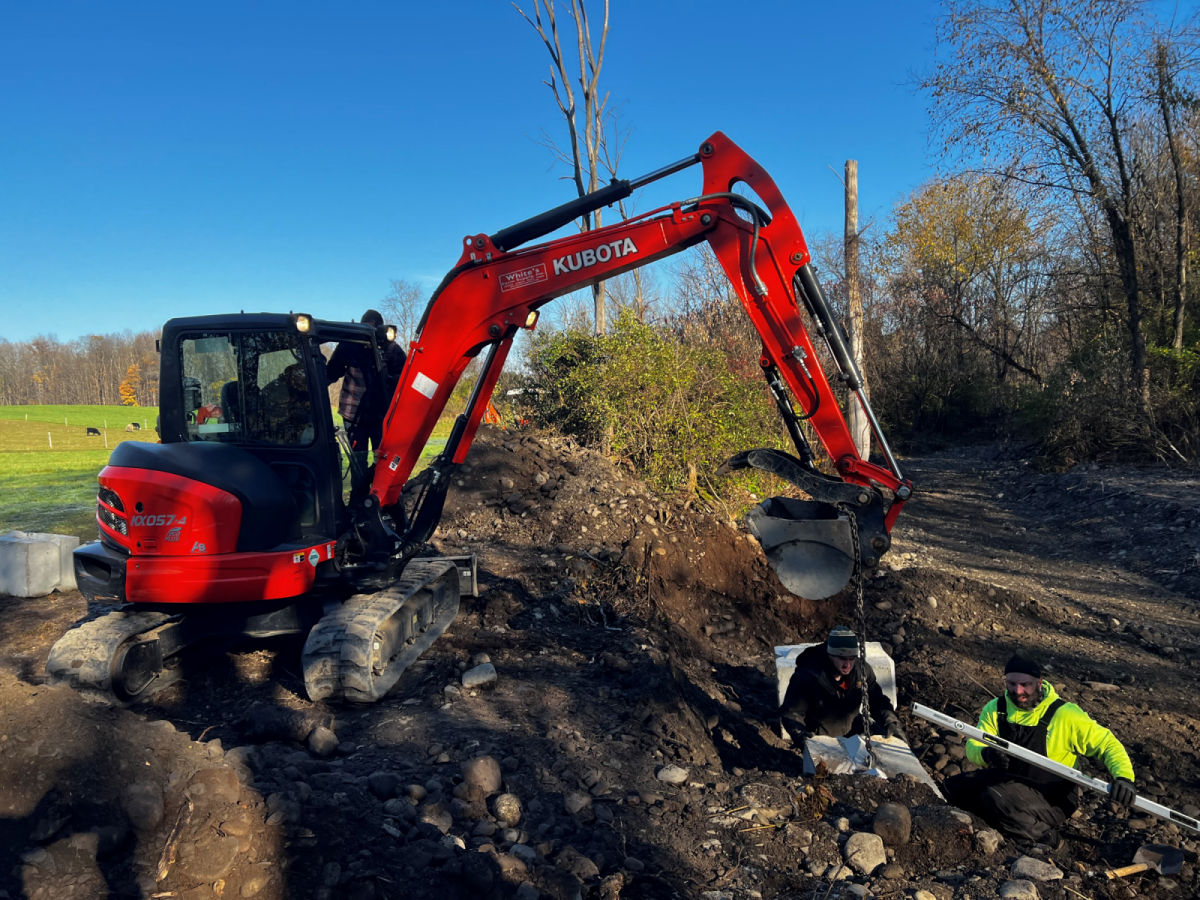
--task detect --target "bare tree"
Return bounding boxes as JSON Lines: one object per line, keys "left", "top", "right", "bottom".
{"left": 1151, "top": 36, "right": 1197, "bottom": 350}
{"left": 515, "top": 0, "right": 613, "bottom": 334}
{"left": 380, "top": 278, "right": 425, "bottom": 347}
{"left": 926, "top": 0, "right": 1183, "bottom": 422}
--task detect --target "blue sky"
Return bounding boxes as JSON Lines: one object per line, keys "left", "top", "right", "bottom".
{"left": 1, "top": 1, "right": 939, "bottom": 343}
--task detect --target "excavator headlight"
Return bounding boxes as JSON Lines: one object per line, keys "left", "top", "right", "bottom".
{"left": 293, "top": 314, "right": 313, "bottom": 334}
{"left": 524, "top": 310, "right": 539, "bottom": 329}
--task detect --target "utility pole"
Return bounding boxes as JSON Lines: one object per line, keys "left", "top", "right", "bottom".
{"left": 844, "top": 160, "right": 870, "bottom": 458}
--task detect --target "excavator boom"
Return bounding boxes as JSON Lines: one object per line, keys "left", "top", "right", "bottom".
{"left": 368, "top": 132, "right": 910, "bottom": 597}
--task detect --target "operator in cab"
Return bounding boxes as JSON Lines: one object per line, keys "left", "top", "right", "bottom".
{"left": 942, "top": 653, "right": 1136, "bottom": 847}
{"left": 327, "top": 309, "right": 406, "bottom": 461}
{"left": 780, "top": 626, "right": 904, "bottom": 744}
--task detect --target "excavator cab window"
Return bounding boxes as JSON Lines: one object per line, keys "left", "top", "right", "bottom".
{"left": 180, "top": 330, "right": 316, "bottom": 447}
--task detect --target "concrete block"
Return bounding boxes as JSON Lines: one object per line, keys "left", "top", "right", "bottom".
{"left": 0, "top": 531, "right": 80, "bottom": 597}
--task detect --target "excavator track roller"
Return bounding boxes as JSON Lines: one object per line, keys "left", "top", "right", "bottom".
{"left": 46, "top": 610, "right": 182, "bottom": 702}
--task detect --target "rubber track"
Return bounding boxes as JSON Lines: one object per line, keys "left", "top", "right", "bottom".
{"left": 45, "top": 610, "right": 176, "bottom": 695}
{"left": 302, "top": 558, "right": 459, "bottom": 703}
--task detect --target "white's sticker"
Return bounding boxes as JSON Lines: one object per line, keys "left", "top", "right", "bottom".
{"left": 412, "top": 372, "right": 438, "bottom": 399}
{"left": 308, "top": 549, "right": 320, "bottom": 566}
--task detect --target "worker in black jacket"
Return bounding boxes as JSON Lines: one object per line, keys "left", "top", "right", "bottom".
{"left": 780, "top": 626, "right": 904, "bottom": 743}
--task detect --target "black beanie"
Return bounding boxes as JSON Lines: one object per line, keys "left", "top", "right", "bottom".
{"left": 1004, "top": 653, "right": 1042, "bottom": 678}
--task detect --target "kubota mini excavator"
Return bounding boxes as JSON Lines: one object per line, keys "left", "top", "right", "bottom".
{"left": 49, "top": 132, "right": 912, "bottom": 704}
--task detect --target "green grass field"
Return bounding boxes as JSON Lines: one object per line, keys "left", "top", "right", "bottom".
{"left": 0, "top": 405, "right": 450, "bottom": 542}
{"left": 0, "top": 406, "right": 160, "bottom": 540}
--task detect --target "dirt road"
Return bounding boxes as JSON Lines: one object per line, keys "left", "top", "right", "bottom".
{"left": 0, "top": 431, "right": 1196, "bottom": 899}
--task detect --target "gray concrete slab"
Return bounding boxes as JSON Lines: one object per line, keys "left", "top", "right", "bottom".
{"left": 0, "top": 531, "right": 79, "bottom": 597}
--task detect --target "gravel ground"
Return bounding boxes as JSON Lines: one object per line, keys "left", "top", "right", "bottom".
{"left": 0, "top": 429, "right": 1196, "bottom": 899}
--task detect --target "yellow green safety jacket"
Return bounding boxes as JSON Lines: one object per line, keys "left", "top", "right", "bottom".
{"left": 964, "top": 680, "right": 1134, "bottom": 781}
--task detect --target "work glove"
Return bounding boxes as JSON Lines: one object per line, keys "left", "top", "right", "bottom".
{"left": 1109, "top": 777, "right": 1136, "bottom": 807}
{"left": 981, "top": 748, "right": 1011, "bottom": 771}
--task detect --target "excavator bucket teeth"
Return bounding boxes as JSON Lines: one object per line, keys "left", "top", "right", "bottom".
{"left": 746, "top": 497, "right": 856, "bottom": 600}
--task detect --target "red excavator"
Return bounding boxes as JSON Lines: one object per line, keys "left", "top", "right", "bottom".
{"left": 50, "top": 132, "right": 912, "bottom": 704}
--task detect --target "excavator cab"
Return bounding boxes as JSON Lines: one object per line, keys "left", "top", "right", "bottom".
{"left": 160, "top": 314, "right": 363, "bottom": 541}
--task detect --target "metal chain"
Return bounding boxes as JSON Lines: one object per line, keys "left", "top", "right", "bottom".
{"left": 841, "top": 503, "right": 875, "bottom": 770}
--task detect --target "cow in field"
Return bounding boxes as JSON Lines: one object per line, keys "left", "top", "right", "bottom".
{"left": 125, "top": 422, "right": 141, "bottom": 432}
{"left": 86, "top": 427, "right": 101, "bottom": 436}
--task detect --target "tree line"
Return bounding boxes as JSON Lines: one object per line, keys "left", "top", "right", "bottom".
{"left": 516, "top": 0, "right": 1200, "bottom": 474}
{"left": 0, "top": 332, "right": 160, "bottom": 407}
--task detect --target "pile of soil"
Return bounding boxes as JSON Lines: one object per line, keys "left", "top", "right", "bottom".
{"left": 0, "top": 428, "right": 1197, "bottom": 899}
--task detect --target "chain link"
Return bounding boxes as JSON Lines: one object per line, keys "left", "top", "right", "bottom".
{"left": 840, "top": 503, "right": 875, "bottom": 770}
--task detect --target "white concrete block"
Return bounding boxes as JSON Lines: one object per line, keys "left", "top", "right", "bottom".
{"left": 0, "top": 531, "right": 79, "bottom": 597}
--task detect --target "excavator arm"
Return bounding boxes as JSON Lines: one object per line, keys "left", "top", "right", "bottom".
{"left": 362, "top": 132, "right": 912, "bottom": 599}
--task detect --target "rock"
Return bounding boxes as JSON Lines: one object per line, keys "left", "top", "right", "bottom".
{"left": 367, "top": 770, "right": 401, "bottom": 799}
{"left": 177, "top": 831, "right": 241, "bottom": 881}
{"left": 1010, "top": 856, "right": 1063, "bottom": 881}
{"left": 451, "top": 781, "right": 489, "bottom": 818}
{"left": 914, "top": 892, "right": 938, "bottom": 900}
{"left": 824, "top": 863, "right": 854, "bottom": 880}
{"left": 187, "top": 767, "right": 242, "bottom": 804}
{"left": 492, "top": 792, "right": 523, "bottom": 825}
{"left": 462, "top": 663, "right": 498, "bottom": 689}
{"left": 418, "top": 802, "right": 453, "bottom": 834}
{"left": 564, "top": 791, "right": 592, "bottom": 815}
{"left": 555, "top": 845, "right": 600, "bottom": 881}
{"left": 382, "top": 797, "right": 414, "bottom": 820}
{"left": 508, "top": 844, "right": 537, "bottom": 868}
{"left": 462, "top": 755, "right": 503, "bottom": 795}
{"left": 877, "top": 863, "right": 906, "bottom": 879}
{"left": 871, "top": 802, "right": 911, "bottom": 845}
{"left": 998, "top": 880, "right": 1040, "bottom": 900}
{"left": 120, "top": 781, "right": 164, "bottom": 831}
{"left": 975, "top": 827, "right": 1004, "bottom": 855}
{"left": 307, "top": 726, "right": 339, "bottom": 758}
{"left": 655, "top": 764, "right": 688, "bottom": 785}
{"left": 842, "top": 831, "right": 886, "bottom": 875}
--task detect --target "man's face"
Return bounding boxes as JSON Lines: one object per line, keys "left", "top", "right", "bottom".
{"left": 828, "top": 653, "right": 856, "bottom": 676}
{"left": 1005, "top": 673, "right": 1043, "bottom": 709}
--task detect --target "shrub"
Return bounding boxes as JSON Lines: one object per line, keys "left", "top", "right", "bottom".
{"left": 524, "top": 311, "right": 787, "bottom": 494}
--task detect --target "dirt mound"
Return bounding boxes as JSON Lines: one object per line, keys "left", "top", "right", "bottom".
{"left": 0, "top": 428, "right": 1196, "bottom": 898}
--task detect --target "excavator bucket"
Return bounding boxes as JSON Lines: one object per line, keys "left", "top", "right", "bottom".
{"left": 720, "top": 448, "right": 892, "bottom": 600}
{"left": 746, "top": 497, "right": 857, "bottom": 600}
